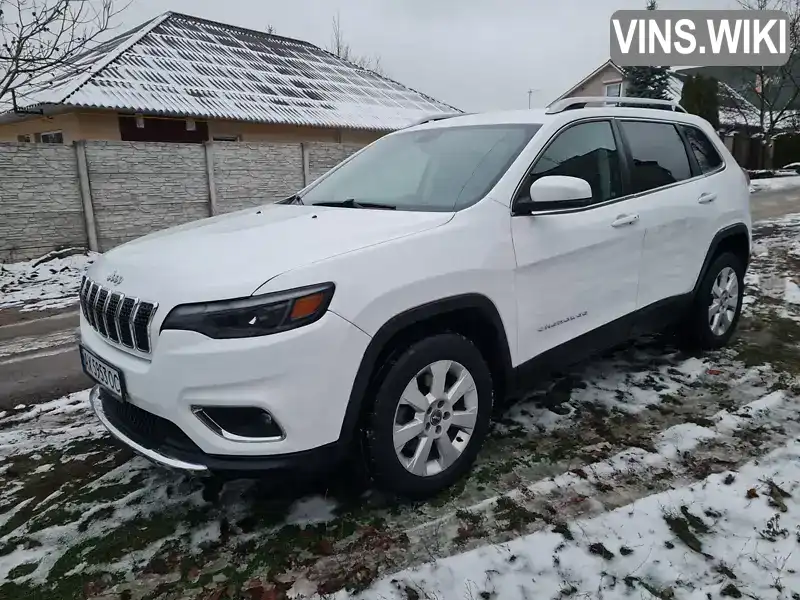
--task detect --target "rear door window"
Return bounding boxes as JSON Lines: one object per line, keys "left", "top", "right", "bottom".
{"left": 620, "top": 121, "right": 692, "bottom": 194}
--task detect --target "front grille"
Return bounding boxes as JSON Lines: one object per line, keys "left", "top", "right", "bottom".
{"left": 80, "top": 276, "right": 158, "bottom": 355}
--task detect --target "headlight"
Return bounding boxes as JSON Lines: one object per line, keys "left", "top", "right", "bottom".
{"left": 161, "top": 283, "right": 335, "bottom": 339}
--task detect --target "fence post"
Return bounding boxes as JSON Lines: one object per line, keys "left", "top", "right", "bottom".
{"left": 74, "top": 141, "right": 99, "bottom": 252}
{"left": 301, "top": 142, "right": 310, "bottom": 186}
{"left": 204, "top": 141, "right": 218, "bottom": 216}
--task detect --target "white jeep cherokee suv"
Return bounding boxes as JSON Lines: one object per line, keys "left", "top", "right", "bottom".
{"left": 80, "top": 97, "right": 751, "bottom": 498}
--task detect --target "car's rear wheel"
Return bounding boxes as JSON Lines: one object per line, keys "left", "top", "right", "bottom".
{"left": 681, "top": 252, "right": 745, "bottom": 349}
{"left": 364, "top": 333, "right": 493, "bottom": 498}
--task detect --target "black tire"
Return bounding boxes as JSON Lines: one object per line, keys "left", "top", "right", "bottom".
{"left": 364, "top": 333, "right": 493, "bottom": 499}
{"left": 681, "top": 252, "right": 745, "bottom": 350}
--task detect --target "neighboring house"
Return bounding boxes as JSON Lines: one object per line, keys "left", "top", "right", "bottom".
{"left": 0, "top": 12, "right": 459, "bottom": 145}
{"left": 550, "top": 59, "right": 759, "bottom": 131}
{"left": 552, "top": 60, "right": 631, "bottom": 101}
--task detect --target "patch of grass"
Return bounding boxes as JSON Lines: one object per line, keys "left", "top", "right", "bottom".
{"left": 663, "top": 510, "right": 706, "bottom": 554}
{"left": 494, "top": 497, "right": 541, "bottom": 532}
{"left": 588, "top": 542, "right": 614, "bottom": 560}
{"left": 77, "top": 506, "right": 116, "bottom": 533}
{"left": 455, "top": 508, "right": 483, "bottom": 528}
{"left": 714, "top": 563, "right": 737, "bottom": 580}
{"left": 679, "top": 506, "right": 710, "bottom": 534}
{"left": 0, "top": 448, "right": 135, "bottom": 540}
{"left": 767, "top": 480, "right": 791, "bottom": 513}
{"left": 27, "top": 507, "right": 83, "bottom": 533}
{"left": 83, "top": 513, "right": 179, "bottom": 566}
{"left": 688, "top": 416, "right": 715, "bottom": 428}
{"left": 559, "top": 583, "right": 578, "bottom": 596}
{"left": 0, "top": 538, "right": 18, "bottom": 557}
{"left": 638, "top": 580, "right": 676, "bottom": 599}
{"left": 0, "top": 582, "right": 49, "bottom": 600}
{"left": 429, "top": 476, "right": 468, "bottom": 507}
{"left": 8, "top": 562, "right": 38, "bottom": 580}
{"left": 70, "top": 472, "right": 145, "bottom": 505}
{"left": 552, "top": 522, "right": 574, "bottom": 541}
{"left": 454, "top": 509, "right": 486, "bottom": 546}
{"left": 403, "top": 586, "right": 421, "bottom": 600}
{"left": 721, "top": 583, "right": 743, "bottom": 598}
{"left": 48, "top": 512, "right": 180, "bottom": 585}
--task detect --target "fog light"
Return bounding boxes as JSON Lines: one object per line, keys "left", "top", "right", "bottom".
{"left": 192, "top": 406, "right": 284, "bottom": 442}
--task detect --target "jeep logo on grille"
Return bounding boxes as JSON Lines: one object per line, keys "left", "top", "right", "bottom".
{"left": 106, "top": 271, "right": 124, "bottom": 286}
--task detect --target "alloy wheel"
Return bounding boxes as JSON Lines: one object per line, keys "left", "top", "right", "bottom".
{"left": 392, "top": 360, "right": 479, "bottom": 477}
{"left": 708, "top": 266, "right": 739, "bottom": 336}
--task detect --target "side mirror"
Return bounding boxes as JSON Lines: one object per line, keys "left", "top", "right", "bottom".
{"left": 514, "top": 175, "right": 593, "bottom": 215}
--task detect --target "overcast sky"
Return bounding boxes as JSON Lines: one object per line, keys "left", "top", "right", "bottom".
{"left": 117, "top": 0, "right": 740, "bottom": 112}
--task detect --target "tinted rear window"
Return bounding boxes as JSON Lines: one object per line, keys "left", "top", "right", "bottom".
{"left": 681, "top": 125, "right": 724, "bottom": 174}
{"left": 620, "top": 121, "right": 692, "bottom": 194}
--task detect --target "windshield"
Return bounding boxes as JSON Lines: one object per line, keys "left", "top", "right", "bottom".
{"left": 300, "top": 124, "right": 541, "bottom": 212}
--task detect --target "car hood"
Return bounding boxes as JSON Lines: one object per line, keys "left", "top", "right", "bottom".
{"left": 87, "top": 204, "right": 453, "bottom": 307}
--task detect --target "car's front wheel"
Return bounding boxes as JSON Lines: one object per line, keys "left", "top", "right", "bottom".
{"left": 364, "top": 333, "right": 493, "bottom": 498}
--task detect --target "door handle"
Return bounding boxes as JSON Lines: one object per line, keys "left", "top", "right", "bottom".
{"left": 611, "top": 214, "right": 640, "bottom": 228}
{"left": 698, "top": 192, "right": 717, "bottom": 204}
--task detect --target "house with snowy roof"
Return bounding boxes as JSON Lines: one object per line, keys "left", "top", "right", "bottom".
{"left": 550, "top": 59, "right": 760, "bottom": 132}
{"left": 549, "top": 59, "right": 800, "bottom": 169}
{"left": 0, "top": 12, "right": 460, "bottom": 145}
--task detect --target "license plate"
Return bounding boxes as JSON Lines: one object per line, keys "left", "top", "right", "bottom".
{"left": 80, "top": 345, "right": 125, "bottom": 400}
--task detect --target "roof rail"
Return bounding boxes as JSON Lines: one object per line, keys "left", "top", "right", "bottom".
{"left": 546, "top": 97, "right": 687, "bottom": 115}
{"left": 405, "top": 112, "right": 466, "bottom": 128}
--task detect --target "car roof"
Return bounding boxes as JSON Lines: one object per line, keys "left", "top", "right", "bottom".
{"left": 405, "top": 105, "right": 713, "bottom": 132}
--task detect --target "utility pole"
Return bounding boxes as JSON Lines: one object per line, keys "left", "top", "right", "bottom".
{"left": 527, "top": 88, "right": 540, "bottom": 109}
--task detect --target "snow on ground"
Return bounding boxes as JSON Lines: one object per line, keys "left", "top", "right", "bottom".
{"left": 357, "top": 437, "right": 800, "bottom": 600}
{"left": 749, "top": 174, "right": 800, "bottom": 194}
{"left": 0, "top": 249, "right": 96, "bottom": 312}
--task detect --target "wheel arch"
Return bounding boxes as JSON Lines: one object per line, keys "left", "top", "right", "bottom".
{"left": 338, "top": 293, "right": 513, "bottom": 445}
{"left": 692, "top": 223, "right": 751, "bottom": 297}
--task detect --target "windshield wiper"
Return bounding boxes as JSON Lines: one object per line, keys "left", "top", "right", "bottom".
{"left": 312, "top": 198, "right": 396, "bottom": 210}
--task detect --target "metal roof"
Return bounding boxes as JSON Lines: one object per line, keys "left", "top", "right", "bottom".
{"left": 13, "top": 12, "right": 461, "bottom": 131}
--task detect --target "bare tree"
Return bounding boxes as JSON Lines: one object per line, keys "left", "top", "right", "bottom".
{"left": 0, "top": 0, "right": 127, "bottom": 107}
{"left": 327, "top": 11, "right": 385, "bottom": 75}
{"left": 725, "top": 0, "right": 800, "bottom": 160}
{"left": 266, "top": 24, "right": 275, "bottom": 35}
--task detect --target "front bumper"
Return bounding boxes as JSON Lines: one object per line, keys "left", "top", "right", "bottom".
{"left": 90, "top": 386, "right": 349, "bottom": 475}
{"left": 91, "top": 386, "right": 209, "bottom": 473}
{"left": 82, "top": 309, "right": 372, "bottom": 471}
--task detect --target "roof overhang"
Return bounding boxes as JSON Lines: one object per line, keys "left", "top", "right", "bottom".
{"left": 0, "top": 103, "right": 75, "bottom": 125}
{"left": 550, "top": 59, "right": 625, "bottom": 105}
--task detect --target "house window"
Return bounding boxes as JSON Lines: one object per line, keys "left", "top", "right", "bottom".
{"left": 605, "top": 82, "right": 622, "bottom": 97}
{"left": 36, "top": 131, "right": 64, "bottom": 144}
{"left": 17, "top": 134, "right": 31, "bottom": 143}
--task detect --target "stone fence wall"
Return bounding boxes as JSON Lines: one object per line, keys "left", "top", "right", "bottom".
{"left": 0, "top": 140, "right": 364, "bottom": 261}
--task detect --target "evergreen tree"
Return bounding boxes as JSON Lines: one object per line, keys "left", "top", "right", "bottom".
{"left": 622, "top": 0, "right": 671, "bottom": 100}
{"left": 680, "top": 74, "right": 720, "bottom": 129}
